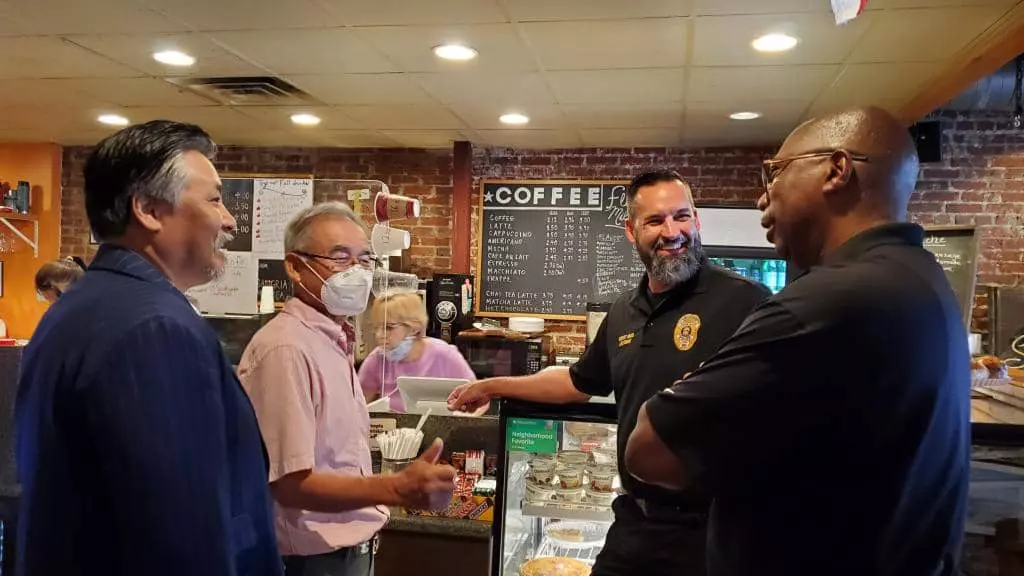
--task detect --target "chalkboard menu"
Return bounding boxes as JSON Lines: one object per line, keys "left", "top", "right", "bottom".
{"left": 221, "top": 178, "right": 254, "bottom": 252}
{"left": 258, "top": 259, "right": 294, "bottom": 304}
{"left": 922, "top": 226, "right": 979, "bottom": 327}
{"left": 476, "top": 180, "right": 645, "bottom": 319}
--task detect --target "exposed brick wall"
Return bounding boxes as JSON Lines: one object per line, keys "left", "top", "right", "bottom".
{"left": 57, "top": 111, "right": 1024, "bottom": 355}
{"left": 59, "top": 146, "right": 454, "bottom": 279}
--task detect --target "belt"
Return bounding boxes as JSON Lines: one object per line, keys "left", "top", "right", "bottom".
{"left": 286, "top": 533, "right": 381, "bottom": 561}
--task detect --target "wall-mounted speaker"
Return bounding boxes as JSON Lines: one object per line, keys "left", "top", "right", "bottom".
{"left": 909, "top": 120, "right": 942, "bottom": 163}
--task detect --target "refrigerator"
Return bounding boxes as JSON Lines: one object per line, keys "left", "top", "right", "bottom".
{"left": 697, "top": 205, "right": 799, "bottom": 294}
{"left": 491, "top": 399, "right": 618, "bottom": 576}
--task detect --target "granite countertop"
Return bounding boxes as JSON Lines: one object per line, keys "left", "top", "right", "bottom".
{"left": 384, "top": 509, "right": 492, "bottom": 541}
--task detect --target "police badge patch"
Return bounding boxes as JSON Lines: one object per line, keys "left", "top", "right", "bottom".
{"left": 673, "top": 314, "right": 701, "bottom": 351}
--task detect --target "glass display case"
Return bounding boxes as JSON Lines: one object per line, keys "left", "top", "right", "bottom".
{"left": 492, "top": 400, "right": 618, "bottom": 576}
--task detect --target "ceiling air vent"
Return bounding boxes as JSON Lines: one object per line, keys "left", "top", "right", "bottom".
{"left": 174, "top": 76, "right": 319, "bottom": 106}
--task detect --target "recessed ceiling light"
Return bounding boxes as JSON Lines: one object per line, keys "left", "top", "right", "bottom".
{"left": 152, "top": 50, "right": 196, "bottom": 67}
{"left": 97, "top": 114, "right": 129, "bottom": 127}
{"left": 751, "top": 33, "right": 799, "bottom": 53}
{"left": 499, "top": 113, "right": 529, "bottom": 125}
{"left": 729, "top": 111, "right": 763, "bottom": 121}
{"left": 290, "top": 113, "right": 321, "bottom": 126}
{"left": 432, "top": 44, "right": 478, "bottom": 61}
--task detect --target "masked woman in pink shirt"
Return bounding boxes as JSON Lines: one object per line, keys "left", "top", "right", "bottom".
{"left": 358, "top": 291, "right": 476, "bottom": 412}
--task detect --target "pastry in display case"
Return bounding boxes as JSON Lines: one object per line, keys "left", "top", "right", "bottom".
{"left": 491, "top": 400, "right": 618, "bottom": 576}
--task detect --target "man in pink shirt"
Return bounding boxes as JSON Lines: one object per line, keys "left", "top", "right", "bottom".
{"left": 239, "top": 201, "right": 456, "bottom": 576}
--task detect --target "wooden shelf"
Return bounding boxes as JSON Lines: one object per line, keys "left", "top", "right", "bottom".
{"left": 0, "top": 214, "right": 39, "bottom": 256}
{"left": 0, "top": 212, "right": 37, "bottom": 221}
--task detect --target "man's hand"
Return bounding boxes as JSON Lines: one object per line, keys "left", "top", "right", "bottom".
{"left": 447, "top": 380, "right": 496, "bottom": 413}
{"left": 389, "top": 438, "right": 457, "bottom": 510}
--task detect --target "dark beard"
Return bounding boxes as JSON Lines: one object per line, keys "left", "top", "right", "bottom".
{"left": 637, "top": 234, "right": 704, "bottom": 288}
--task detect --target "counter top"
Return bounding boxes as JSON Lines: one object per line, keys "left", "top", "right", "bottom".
{"left": 384, "top": 509, "right": 492, "bottom": 541}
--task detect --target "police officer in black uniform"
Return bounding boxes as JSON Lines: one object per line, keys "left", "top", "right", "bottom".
{"left": 448, "top": 170, "right": 771, "bottom": 576}
{"left": 627, "top": 107, "right": 970, "bottom": 576}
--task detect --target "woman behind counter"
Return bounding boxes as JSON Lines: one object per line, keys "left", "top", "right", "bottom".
{"left": 358, "top": 291, "right": 476, "bottom": 412}
{"left": 34, "top": 256, "right": 87, "bottom": 303}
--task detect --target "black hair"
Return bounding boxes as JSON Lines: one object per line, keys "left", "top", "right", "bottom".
{"left": 626, "top": 170, "right": 690, "bottom": 220}
{"left": 84, "top": 120, "right": 216, "bottom": 241}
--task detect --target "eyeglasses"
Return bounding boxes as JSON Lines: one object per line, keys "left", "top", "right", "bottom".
{"left": 761, "top": 150, "right": 870, "bottom": 191}
{"left": 295, "top": 250, "right": 381, "bottom": 272}
{"left": 375, "top": 322, "right": 407, "bottom": 335}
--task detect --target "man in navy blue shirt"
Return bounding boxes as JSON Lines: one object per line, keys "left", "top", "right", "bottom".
{"left": 626, "top": 107, "right": 970, "bottom": 576}
{"left": 15, "top": 121, "right": 283, "bottom": 576}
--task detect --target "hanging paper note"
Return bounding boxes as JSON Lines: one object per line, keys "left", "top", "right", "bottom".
{"left": 831, "top": 0, "right": 867, "bottom": 25}
{"left": 252, "top": 178, "right": 314, "bottom": 258}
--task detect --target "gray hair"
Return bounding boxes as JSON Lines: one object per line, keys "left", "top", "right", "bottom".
{"left": 85, "top": 120, "right": 216, "bottom": 241}
{"left": 284, "top": 201, "right": 366, "bottom": 253}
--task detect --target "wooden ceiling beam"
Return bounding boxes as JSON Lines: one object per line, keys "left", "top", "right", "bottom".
{"left": 900, "top": 1, "right": 1024, "bottom": 122}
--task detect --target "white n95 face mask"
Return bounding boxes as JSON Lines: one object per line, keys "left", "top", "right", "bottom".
{"left": 300, "top": 259, "right": 374, "bottom": 317}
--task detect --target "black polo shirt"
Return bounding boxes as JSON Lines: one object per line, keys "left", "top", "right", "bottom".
{"left": 645, "top": 223, "right": 970, "bottom": 576}
{"left": 570, "top": 260, "right": 771, "bottom": 507}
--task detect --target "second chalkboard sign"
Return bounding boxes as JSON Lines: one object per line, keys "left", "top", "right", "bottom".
{"left": 922, "top": 225, "right": 979, "bottom": 328}
{"left": 258, "top": 259, "right": 294, "bottom": 306}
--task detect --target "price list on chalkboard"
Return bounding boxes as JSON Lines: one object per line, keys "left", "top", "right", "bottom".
{"left": 478, "top": 180, "right": 645, "bottom": 318}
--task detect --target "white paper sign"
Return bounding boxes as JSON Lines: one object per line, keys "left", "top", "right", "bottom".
{"left": 369, "top": 418, "right": 397, "bottom": 450}
{"left": 186, "top": 251, "right": 259, "bottom": 315}
{"left": 253, "top": 178, "right": 314, "bottom": 258}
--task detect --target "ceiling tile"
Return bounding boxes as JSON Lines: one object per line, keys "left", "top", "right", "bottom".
{"left": 320, "top": 0, "right": 506, "bottom": 25}
{"left": 687, "top": 65, "right": 840, "bottom": 102}
{"left": 0, "top": 79, "right": 114, "bottom": 109}
{"left": 561, "top": 103, "right": 684, "bottom": 128}
{"left": 65, "top": 33, "right": 267, "bottom": 77}
{"left": 3, "top": 0, "right": 187, "bottom": 34}
{"left": 410, "top": 72, "right": 555, "bottom": 104}
{"left": 692, "top": 0, "right": 830, "bottom": 16}
{"left": 216, "top": 129, "right": 329, "bottom": 147}
{"left": 808, "top": 62, "right": 945, "bottom": 113}
{"left": 547, "top": 69, "right": 685, "bottom": 104}
{"left": 380, "top": 130, "right": 471, "bottom": 148}
{"left": 846, "top": 7, "right": 1006, "bottom": 63}
{"left": 0, "top": 129, "right": 59, "bottom": 144}
{"left": 51, "top": 78, "right": 215, "bottom": 107}
{"left": 210, "top": 29, "right": 397, "bottom": 74}
{"left": 0, "top": 37, "right": 140, "bottom": 79}
{"left": 692, "top": 11, "right": 872, "bottom": 66}
{"left": 521, "top": 18, "right": 688, "bottom": 70}
{"left": 505, "top": 0, "right": 690, "bottom": 21}
{"left": 139, "top": 0, "right": 340, "bottom": 30}
{"left": 45, "top": 128, "right": 125, "bottom": 146}
{"left": 319, "top": 130, "right": 404, "bottom": 147}
{"left": 867, "top": 0, "right": 1016, "bottom": 8}
{"left": 120, "top": 106, "right": 269, "bottom": 133}
{"left": 681, "top": 121, "right": 794, "bottom": 147}
{"left": 476, "top": 129, "right": 583, "bottom": 148}
{"left": 685, "top": 99, "right": 811, "bottom": 127}
{"left": 284, "top": 74, "right": 436, "bottom": 105}
{"left": 356, "top": 24, "right": 535, "bottom": 73}
{"left": 449, "top": 101, "right": 567, "bottom": 130}
{"left": 340, "top": 105, "right": 468, "bottom": 130}
{"left": 580, "top": 128, "right": 683, "bottom": 147}
{"left": 234, "top": 106, "right": 365, "bottom": 130}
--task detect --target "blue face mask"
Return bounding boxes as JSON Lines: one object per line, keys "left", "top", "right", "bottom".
{"left": 388, "top": 336, "right": 415, "bottom": 362}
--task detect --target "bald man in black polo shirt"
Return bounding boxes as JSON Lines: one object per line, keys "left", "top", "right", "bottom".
{"left": 626, "top": 107, "right": 970, "bottom": 576}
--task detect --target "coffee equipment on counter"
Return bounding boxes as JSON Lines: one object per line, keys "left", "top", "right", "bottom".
{"left": 586, "top": 302, "right": 611, "bottom": 346}
{"left": 425, "top": 273, "right": 474, "bottom": 343}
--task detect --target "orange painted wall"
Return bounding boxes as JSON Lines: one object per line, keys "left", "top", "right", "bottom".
{"left": 0, "top": 144, "right": 62, "bottom": 339}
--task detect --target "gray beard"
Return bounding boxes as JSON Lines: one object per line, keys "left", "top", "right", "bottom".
{"left": 644, "top": 236, "right": 705, "bottom": 288}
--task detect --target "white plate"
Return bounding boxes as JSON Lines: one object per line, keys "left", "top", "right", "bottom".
{"left": 544, "top": 521, "right": 607, "bottom": 549}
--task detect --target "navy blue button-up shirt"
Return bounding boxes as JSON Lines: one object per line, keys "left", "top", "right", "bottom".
{"left": 15, "top": 244, "right": 283, "bottom": 576}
